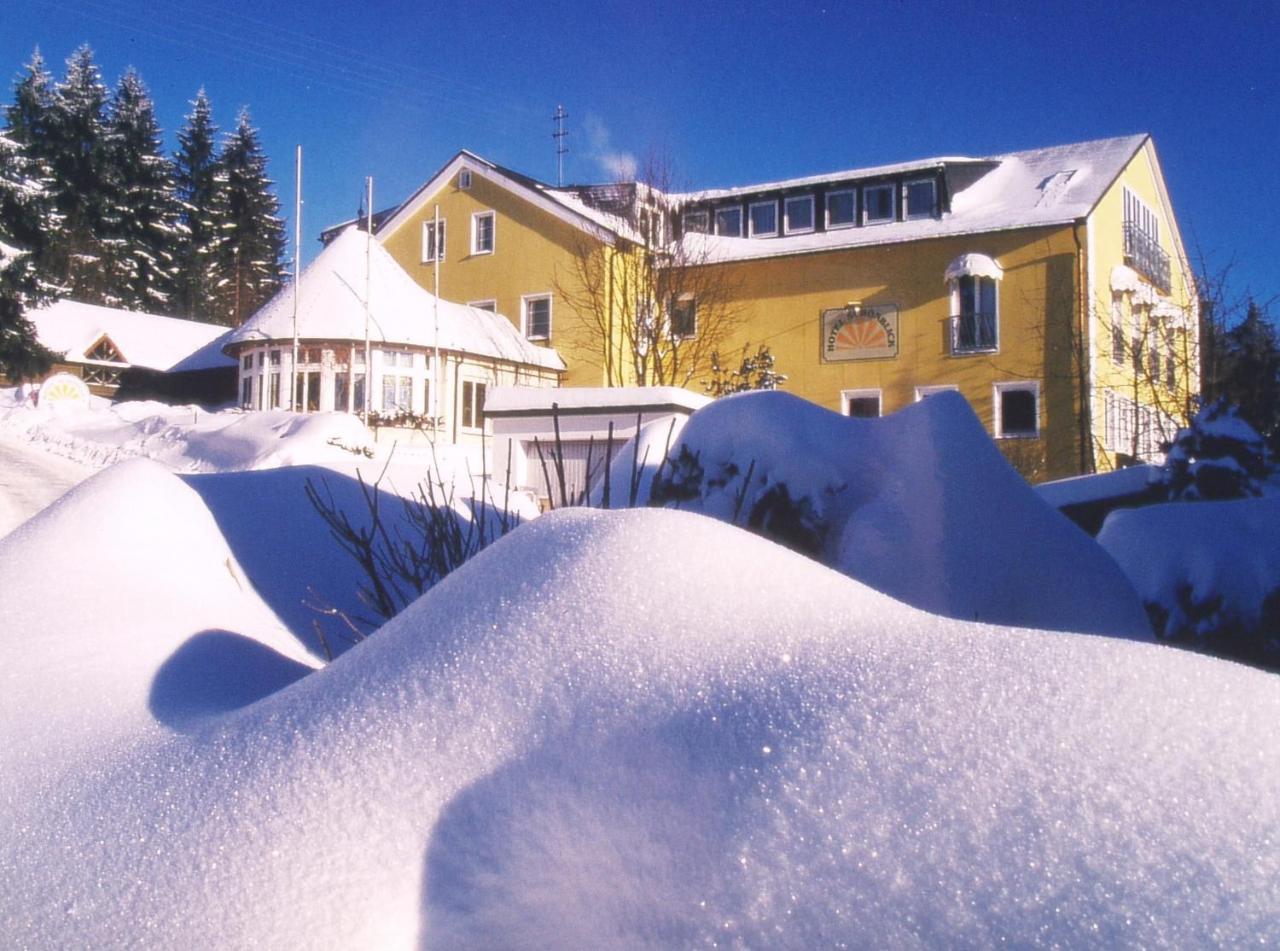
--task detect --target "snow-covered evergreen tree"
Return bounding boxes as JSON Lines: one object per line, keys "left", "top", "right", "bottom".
{"left": 5, "top": 50, "right": 55, "bottom": 155}
{"left": 1161, "top": 399, "right": 1271, "bottom": 501}
{"left": 45, "top": 45, "right": 113, "bottom": 302}
{"left": 172, "top": 89, "right": 221, "bottom": 322}
{"left": 0, "top": 129, "right": 55, "bottom": 380}
{"left": 103, "top": 68, "right": 180, "bottom": 311}
{"left": 212, "top": 108, "right": 285, "bottom": 326}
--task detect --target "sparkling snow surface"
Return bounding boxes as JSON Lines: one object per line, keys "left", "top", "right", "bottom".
{"left": 621, "top": 390, "right": 1150, "bottom": 637}
{"left": 1, "top": 505, "right": 1278, "bottom": 947}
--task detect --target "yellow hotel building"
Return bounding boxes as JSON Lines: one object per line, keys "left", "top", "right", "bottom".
{"left": 367, "top": 134, "right": 1196, "bottom": 481}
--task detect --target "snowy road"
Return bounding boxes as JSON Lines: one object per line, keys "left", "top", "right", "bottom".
{"left": 0, "top": 432, "right": 96, "bottom": 539}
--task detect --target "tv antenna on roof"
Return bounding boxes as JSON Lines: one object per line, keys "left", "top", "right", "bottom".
{"left": 552, "top": 104, "right": 569, "bottom": 186}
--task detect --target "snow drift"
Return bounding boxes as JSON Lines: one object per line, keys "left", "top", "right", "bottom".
{"left": 2, "top": 507, "right": 1277, "bottom": 947}
{"left": 0, "top": 459, "right": 315, "bottom": 780}
{"left": 1099, "top": 496, "right": 1280, "bottom": 650}
{"left": 622, "top": 390, "right": 1148, "bottom": 637}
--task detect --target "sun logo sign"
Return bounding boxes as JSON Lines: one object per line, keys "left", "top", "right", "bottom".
{"left": 821, "top": 303, "right": 899, "bottom": 362}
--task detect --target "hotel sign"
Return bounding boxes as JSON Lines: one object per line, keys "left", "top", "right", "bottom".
{"left": 821, "top": 303, "right": 899, "bottom": 362}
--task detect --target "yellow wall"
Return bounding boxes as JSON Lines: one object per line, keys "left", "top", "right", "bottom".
{"left": 703, "top": 226, "right": 1087, "bottom": 480}
{"left": 1086, "top": 140, "right": 1198, "bottom": 470}
{"left": 379, "top": 168, "right": 612, "bottom": 388}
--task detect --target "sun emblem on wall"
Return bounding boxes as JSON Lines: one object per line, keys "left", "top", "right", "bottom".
{"left": 834, "top": 314, "right": 889, "bottom": 351}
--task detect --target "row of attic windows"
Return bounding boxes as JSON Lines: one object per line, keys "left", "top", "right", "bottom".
{"left": 679, "top": 175, "right": 941, "bottom": 239}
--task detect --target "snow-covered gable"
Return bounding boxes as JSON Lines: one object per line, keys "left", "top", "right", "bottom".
{"left": 227, "top": 228, "right": 565, "bottom": 373}
{"left": 28, "top": 300, "right": 234, "bottom": 372}
{"left": 374, "top": 150, "right": 642, "bottom": 248}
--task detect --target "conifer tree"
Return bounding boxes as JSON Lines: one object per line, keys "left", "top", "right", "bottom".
{"left": 103, "top": 68, "right": 180, "bottom": 311}
{"left": 5, "top": 50, "right": 55, "bottom": 156}
{"left": 0, "top": 129, "right": 55, "bottom": 380}
{"left": 45, "top": 45, "right": 112, "bottom": 302}
{"left": 172, "top": 89, "right": 221, "bottom": 321}
{"left": 212, "top": 108, "right": 285, "bottom": 326}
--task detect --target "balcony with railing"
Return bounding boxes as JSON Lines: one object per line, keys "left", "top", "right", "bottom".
{"left": 949, "top": 311, "right": 998, "bottom": 354}
{"left": 1123, "top": 222, "right": 1171, "bottom": 293}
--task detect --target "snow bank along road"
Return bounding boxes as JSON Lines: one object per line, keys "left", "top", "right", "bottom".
{"left": 0, "top": 432, "right": 95, "bottom": 538}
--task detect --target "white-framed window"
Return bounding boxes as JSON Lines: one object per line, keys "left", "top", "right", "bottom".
{"left": 459, "top": 168, "right": 472, "bottom": 190}
{"left": 826, "top": 189, "right": 856, "bottom": 229}
{"left": 749, "top": 199, "right": 778, "bottom": 237}
{"left": 950, "top": 273, "right": 1000, "bottom": 354}
{"left": 421, "top": 218, "right": 445, "bottom": 263}
{"left": 784, "top": 195, "right": 815, "bottom": 234}
{"left": 841, "top": 388, "right": 881, "bottom": 418}
{"left": 468, "top": 299, "right": 497, "bottom": 312}
{"left": 379, "top": 349, "right": 414, "bottom": 414}
{"left": 1104, "top": 389, "right": 1176, "bottom": 462}
{"left": 904, "top": 179, "right": 937, "bottom": 219}
{"left": 1111, "top": 295, "right": 1126, "bottom": 367}
{"left": 994, "top": 381, "right": 1040, "bottom": 438}
{"left": 714, "top": 206, "right": 743, "bottom": 237}
{"left": 670, "top": 294, "right": 697, "bottom": 338}
{"left": 915, "top": 384, "right": 959, "bottom": 401}
{"left": 461, "top": 379, "right": 487, "bottom": 430}
{"left": 522, "top": 294, "right": 552, "bottom": 340}
{"left": 240, "top": 376, "right": 253, "bottom": 408}
{"left": 682, "top": 209, "right": 709, "bottom": 234}
{"left": 471, "top": 211, "right": 495, "bottom": 255}
{"left": 863, "top": 183, "right": 896, "bottom": 224}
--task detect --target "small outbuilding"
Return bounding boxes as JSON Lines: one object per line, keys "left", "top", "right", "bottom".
{"left": 485, "top": 385, "right": 710, "bottom": 504}
{"left": 22, "top": 299, "right": 236, "bottom": 403}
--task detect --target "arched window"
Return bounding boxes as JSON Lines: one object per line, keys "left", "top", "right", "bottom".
{"left": 945, "top": 254, "right": 1002, "bottom": 354}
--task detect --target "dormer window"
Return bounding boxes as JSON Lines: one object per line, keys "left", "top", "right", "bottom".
{"left": 863, "top": 184, "right": 896, "bottom": 224}
{"left": 749, "top": 199, "right": 778, "bottom": 237}
{"left": 715, "top": 206, "right": 743, "bottom": 237}
{"left": 784, "top": 195, "right": 815, "bottom": 234}
{"left": 826, "top": 189, "right": 856, "bottom": 229}
{"left": 682, "top": 209, "right": 710, "bottom": 235}
{"left": 904, "top": 179, "right": 937, "bottom": 219}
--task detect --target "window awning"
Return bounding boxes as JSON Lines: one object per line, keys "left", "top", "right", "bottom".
{"left": 944, "top": 253, "right": 1003, "bottom": 283}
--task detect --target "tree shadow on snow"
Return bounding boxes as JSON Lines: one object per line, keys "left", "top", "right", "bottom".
{"left": 148, "top": 629, "right": 313, "bottom": 731}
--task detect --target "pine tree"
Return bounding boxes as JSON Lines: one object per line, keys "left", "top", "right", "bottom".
{"left": 45, "top": 45, "right": 112, "bottom": 302}
{"left": 5, "top": 50, "right": 55, "bottom": 155}
{"left": 0, "top": 130, "right": 56, "bottom": 380}
{"left": 1161, "top": 399, "right": 1270, "bottom": 501}
{"left": 1217, "top": 301, "right": 1280, "bottom": 448}
{"left": 172, "top": 89, "right": 221, "bottom": 321}
{"left": 212, "top": 108, "right": 285, "bottom": 326}
{"left": 103, "top": 68, "right": 180, "bottom": 311}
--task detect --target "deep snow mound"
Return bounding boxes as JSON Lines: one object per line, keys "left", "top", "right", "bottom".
{"left": 3, "top": 508, "right": 1278, "bottom": 948}
{"left": 628, "top": 390, "right": 1148, "bottom": 637}
{"left": 1099, "top": 496, "right": 1280, "bottom": 656}
{"left": 0, "top": 459, "right": 315, "bottom": 782}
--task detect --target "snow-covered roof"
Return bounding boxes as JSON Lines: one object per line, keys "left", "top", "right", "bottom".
{"left": 680, "top": 134, "right": 1149, "bottom": 264}
{"left": 227, "top": 228, "right": 565, "bottom": 373}
{"left": 485, "top": 385, "right": 710, "bottom": 416}
{"left": 28, "top": 300, "right": 235, "bottom": 372}
{"left": 669, "top": 156, "right": 994, "bottom": 203}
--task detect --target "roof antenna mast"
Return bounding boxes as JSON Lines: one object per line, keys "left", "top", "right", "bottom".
{"left": 553, "top": 104, "right": 569, "bottom": 186}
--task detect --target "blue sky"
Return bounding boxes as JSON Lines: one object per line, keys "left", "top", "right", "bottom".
{"left": 5, "top": 0, "right": 1278, "bottom": 305}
